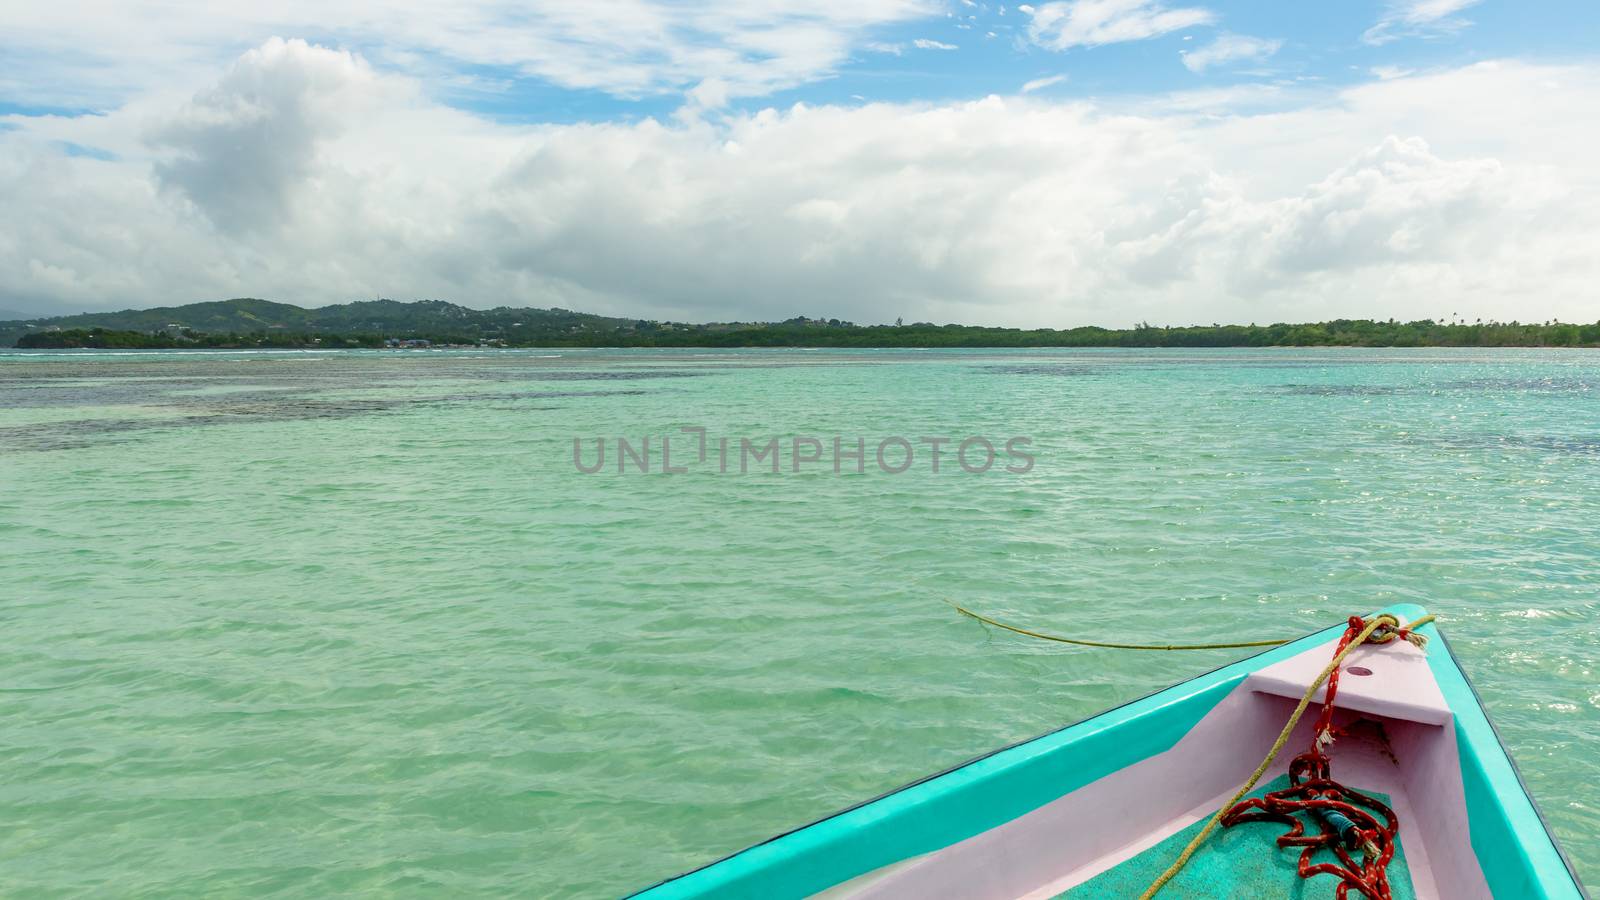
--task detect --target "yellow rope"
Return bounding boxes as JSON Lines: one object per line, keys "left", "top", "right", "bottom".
{"left": 1138, "top": 612, "right": 1436, "bottom": 899}
{"left": 951, "top": 602, "right": 1290, "bottom": 651}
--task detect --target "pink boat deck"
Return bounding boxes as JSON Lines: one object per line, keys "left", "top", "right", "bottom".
{"left": 824, "top": 624, "right": 1487, "bottom": 899}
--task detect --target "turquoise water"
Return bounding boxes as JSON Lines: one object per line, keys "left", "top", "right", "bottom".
{"left": 1, "top": 347, "right": 1595, "bottom": 896}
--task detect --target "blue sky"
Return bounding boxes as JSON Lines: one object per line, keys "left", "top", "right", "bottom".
{"left": 7, "top": 1, "right": 1598, "bottom": 123}
{"left": 2, "top": 1, "right": 1598, "bottom": 326}
{"left": 451, "top": 0, "right": 1600, "bottom": 123}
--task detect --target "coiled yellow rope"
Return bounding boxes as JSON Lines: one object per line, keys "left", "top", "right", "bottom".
{"left": 1137, "top": 612, "right": 1435, "bottom": 899}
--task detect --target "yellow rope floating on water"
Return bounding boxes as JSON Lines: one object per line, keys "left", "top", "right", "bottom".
{"left": 950, "top": 602, "right": 1290, "bottom": 651}
{"left": 1137, "top": 612, "right": 1436, "bottom": 899}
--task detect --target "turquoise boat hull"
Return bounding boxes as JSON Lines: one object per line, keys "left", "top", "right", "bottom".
{"left": 631, "top": 605, "right": 1586, "bottom": 899}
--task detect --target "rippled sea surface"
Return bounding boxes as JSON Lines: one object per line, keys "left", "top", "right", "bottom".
{"left": 2, "top": 347, "right": 1596, "bottom": 895}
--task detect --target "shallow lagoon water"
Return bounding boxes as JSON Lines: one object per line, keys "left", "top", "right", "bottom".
{"left": 1, "top": 347, "right": 1596, "bottom": 895}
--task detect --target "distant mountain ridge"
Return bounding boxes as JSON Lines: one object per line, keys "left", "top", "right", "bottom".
{"left": 0, "top": 298, "right": 638, "bottom": 347}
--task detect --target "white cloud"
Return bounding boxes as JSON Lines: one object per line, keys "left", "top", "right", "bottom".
{"left": 1180, "top": 33, "right": 1282, "bottom": 73}
{"left": 1021, "top": 74, "right": 1069, "bottom": 93}
{"left": 683, "top": 78, "right": 733, "bottom": 114}
{"left": 4, "top": 44, "right": 1599, "bottom": 329}
{"left": 0, "top": 1, "right": 939, "bottom": 109}
{"left": 913, "top": 39, "right": 960, "bottom": 50}
{"left": 1024, "top": 0, "right": 1215, "bottom": 51}
{"left": 148, "top": 39, "right": 390, "bottom": 233}
{"left": 1363, "top": 0, "right": 1481, "bottom": 46}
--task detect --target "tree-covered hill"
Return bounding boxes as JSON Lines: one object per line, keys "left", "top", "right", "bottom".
{"left": 4, "top": 298, "right": 1599, "bottom": 348}
{"left": 0, "top": 298, "right": 636, "bottom": 348}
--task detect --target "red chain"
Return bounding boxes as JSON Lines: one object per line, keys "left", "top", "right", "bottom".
{"left": 1220, "top": 616, "right": 1401, "bottom": 900}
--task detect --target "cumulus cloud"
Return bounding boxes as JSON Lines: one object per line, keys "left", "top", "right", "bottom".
{"left": 1025, "top": 0, "right": 1215, "bottom": 51}
{"left": 148, "top": 39, "right": 389, "bottom": 233}
{"left": 1122, "top": 136, "right": 1510, "bottom": 292}
{"left": 3, "top": 43, "right": 1599, "bottom": 328}
{"left": 1363, "top": 0, "right": 1481, "bottom": 46}
{"left": 1180, "top": 33, "right": 1282, "bottom": 73}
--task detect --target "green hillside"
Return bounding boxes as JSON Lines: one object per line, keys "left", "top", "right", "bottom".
{"left": 5, "top": 298, "right": 1599, "bottom": 348}
{"left": 0, "top": 298, "right": 636, "bottom": 347}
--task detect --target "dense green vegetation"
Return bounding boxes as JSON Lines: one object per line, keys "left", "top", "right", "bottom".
{"left": 522, "top": 318, "right": 1600, "bottom": 348}
{"left": 14, "top": 328, "right": 388, "bottom": 349}
{"left": 0, "top": 299, "right": 632, "bottom": 348}
{"left": 7, "top": 299, "right": 1600, "bottom": 349}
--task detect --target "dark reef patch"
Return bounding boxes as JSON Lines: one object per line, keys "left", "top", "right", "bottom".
{"left": 1434, "top": 377, "right": 1599, "bottom": 394}
{"left": 0, "top": 387, "right": 649, "bottom": 453}
{"left": 1268, "top": 384, "right": 1404, "bottom": 396}
{"left": 977, "top": 364, "right": 1096, "bottom": 377}
{"left": 1420, "top": 433, "right": 1600, "bottom": 456}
